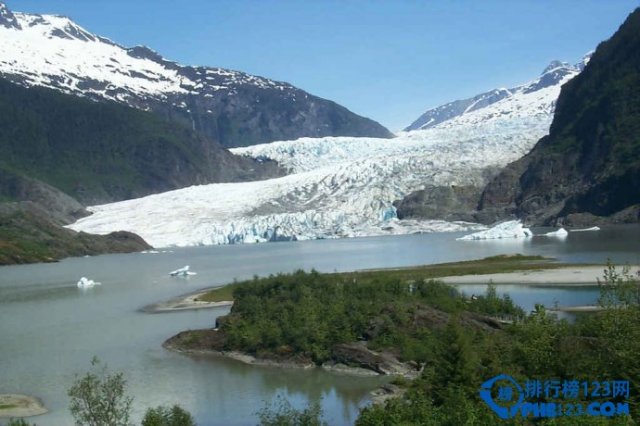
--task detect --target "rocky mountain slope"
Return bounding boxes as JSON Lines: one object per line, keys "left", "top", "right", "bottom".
{"left": 0, "top": 1, "right": 391, "bottom": 148}
{"left": 0, "top": 168, "right": 88, "bottom": 225}
{"left": 0, "top": 202, "right": 150, "bottom": 265}
{"left": 477, "top": 8, "right": 640, "bottom": 225}
{"left": 405, "top": 56, "right": 590, "bottom": 131}
{"left": 395, "top": 55, "right": 588, "bottom": 222}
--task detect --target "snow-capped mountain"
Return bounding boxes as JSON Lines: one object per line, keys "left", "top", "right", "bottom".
{"left": 404, "top": 54, "right": 591, "bottom": 131}
{"left": 51, "top": 2, "right": 589, "bottom": 247}
{"left": 0, "top": 1, "right": 391, "bottom": 148}
{"left": 67, "top": 51, "right": 590, "bottom": 248}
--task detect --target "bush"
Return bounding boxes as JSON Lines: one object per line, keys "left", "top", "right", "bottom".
{"left": 67, "top": 357, "right": 133, "bottom": 426}
{"left": 142, "top": 405, "right": 196, "bottom": 426}
{"left": 257, "top": 395, "right": 326, "bottom": 426}
{"left": 7, "top": 419, "right": 36, "bottom": 426}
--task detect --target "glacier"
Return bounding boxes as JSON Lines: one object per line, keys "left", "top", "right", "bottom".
{"left": 66, "top": 48, "right": 586, "bottom": 248}
{"left": 69, "top": 115, "right": 552, "bottom": 248}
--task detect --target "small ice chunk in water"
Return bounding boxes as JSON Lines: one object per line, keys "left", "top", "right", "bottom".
{"left": 457, "top": 220, "right": 533, "bottom": 241}
{"left": 544, "top": 228, "right": 568, "bottom": 238}
{"left": 77, "top": 277, "right": 100, "bottom": 288}
{"left": 169, "top": 265, "right": 197, "bottom": 276}
{"left": 570, "top": 226, "right": 600, "bottom": 232}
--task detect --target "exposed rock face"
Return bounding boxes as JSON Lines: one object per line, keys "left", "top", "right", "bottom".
{"left": 478, "top": 9, "right": 640, "bottom": 225}
{"left": 142, "top": 81, "right": 394, "bottom": 148}
{"left": 393, "top": 185, "right": 485, "bottom": 223}
{"left": 0, "top": 168, "right": 88, "bottom": 225}
{"left": 393, "top": 167, "right": 503, "bottom": 224}
{"left": 0, "top": 2, "right": 20, "bottom": 29}
{"left": 0, "top": 2, "right": 392, "bottom": 148}
{"left": 331, "top": 342, "right": 420, "bottom": 377}
{"left": 395, "top": 53, "right": 589, "bottom": 225}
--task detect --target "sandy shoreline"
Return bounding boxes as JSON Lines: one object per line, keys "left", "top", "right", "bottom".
{"left": 441, "top": 265, "right": 639, "bottom": 286}
{"left": 549, "top": 305, "right": 603, "bottom": 313}
{"left": 146, "top": 265, "right": 638, "bottom": 313}
{"left": 143, "top": 289, "right": 233, "bottom": 313}
{"left": 0, "top": 394, "right": 47, "bottom": 418}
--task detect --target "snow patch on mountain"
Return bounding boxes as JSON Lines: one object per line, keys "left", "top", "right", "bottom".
{"left": 0, "top": 2, "right": 392, "bottom": 147}
{"left": 405, "top": 54, "right": 591, "bottom": 131}
{"left": 0, "top": 6, "right": 292, "bottom": 105}
{"left": 69, "top": 115, "right": 551, "bottom": 247}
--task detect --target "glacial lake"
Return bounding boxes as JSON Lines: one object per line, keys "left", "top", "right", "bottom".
{"left": 1, "top": 225, "right": 639, "bottom": 425}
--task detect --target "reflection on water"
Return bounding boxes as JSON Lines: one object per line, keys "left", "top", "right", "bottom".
{"left": 455, "top": 284, "right": 601, "bottom": 313}
{"left": 0, "top": 225, "right": 638, "bottom": 425}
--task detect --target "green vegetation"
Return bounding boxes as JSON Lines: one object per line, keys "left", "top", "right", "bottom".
{"left": 0, "top": 78, "right": 253, "bottom": 205}
{"left": 358, "top": 254, "right": 562, "bottom": 279}
{"left": 0, "top": 204, "right": 150, "bottom": 265}
{"left": 479, "top": 8, "right": 640, "bottom": 222}
{"left": 63, "top": 357, "right": 196, "bottom": 426}
{"left": 356, "top": 263, "right": 640, "bottom": 424}
{"left": 212, "top": 265, "right": 523, "bottom": 364}
{"left": 6, "top": 420, "right": 35, "bottom": 426}
{"left": 68, "top": 357, "right": 134, "bottom": 426}
{"left": 242, "top": 263, "right": 640, "bottom": 424}
{"left": 142, "top": 405, "right": 195, "bottom": 426}
{"left": 198, "top": 254, "right": 564, "bottom": 303}
{"left": 256, "top": 395, "right": 326, "bottom": 426}
{"left": 195, "top": 283, "right": 238, "bottom": 303}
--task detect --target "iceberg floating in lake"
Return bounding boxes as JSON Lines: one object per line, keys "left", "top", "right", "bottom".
{"left": 570, "top": 226, "right": 600, "bottom": 232}
{"left": 169, "top": 265, "right": 197, "bottom": 277}
{"left": 457, "top": 220, "right": 533, "bottom": 241}
{"left": 77, "top": 277, "right": 100, "bottom": 288}
{"left": 544, "top": 228, "right": 568, "bottom": 238}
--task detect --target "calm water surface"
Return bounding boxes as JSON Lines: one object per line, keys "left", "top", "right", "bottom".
{"left": 1, "top": 226, "right": 639, "bottom": 425}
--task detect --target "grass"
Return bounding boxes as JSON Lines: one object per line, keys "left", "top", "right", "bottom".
{"left": 196, "top": 254, "right": 581, "bottom": 302}
{"left": 195, "top": 284, "right": 238, "bottom": 303}
{"left": 0, "top": 403, "right": 18, "bottom": 410}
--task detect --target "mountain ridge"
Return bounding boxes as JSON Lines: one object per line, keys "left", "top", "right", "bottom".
{"left": 0, "top": 77, "right": 282, "bottom": 205}
{"left": 0, "top": 1, "right": 392, "bottom": 148}
{"left": 477, "top": 8, "right": 640, "bottom": 225}
{"left": 404, "top": 54, "right": 591, "bottom": 132}
{"left": 393, "top": 54, "right": 590, "bottom": 223}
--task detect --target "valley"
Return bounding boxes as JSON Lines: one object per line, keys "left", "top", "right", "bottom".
{"left": 0, "top": 1, "right": 639, "bottom": 425}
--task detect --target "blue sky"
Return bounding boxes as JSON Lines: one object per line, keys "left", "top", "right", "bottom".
{"left": 11, "top": 0, "right": 640, "bottom": 130}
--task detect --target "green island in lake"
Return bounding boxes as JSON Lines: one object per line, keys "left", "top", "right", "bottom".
{"left": 164, "top": 255, "right": 640, "bottom": 425}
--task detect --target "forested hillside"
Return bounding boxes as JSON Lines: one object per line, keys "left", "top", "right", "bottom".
{"left": 479, "top": 8, "right": 640, "bottom": 225}
{"left": 0, "top": 78, "right": 281, "bottom": 205}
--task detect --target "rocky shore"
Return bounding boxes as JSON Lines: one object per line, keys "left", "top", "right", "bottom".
{"left": 163, "top": 328, "right": 421, "bottom": 379}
